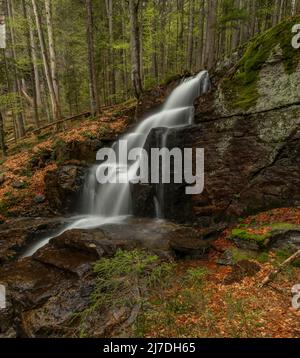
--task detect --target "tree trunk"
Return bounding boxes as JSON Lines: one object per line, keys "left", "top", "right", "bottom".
{"left": 204, "top": 0, "right": 218, "bottom": 70}
{"left": 105, "top": 0, "right": 116, "bottom": 102}
{"left": 28, "top": 10, "right": 41, "bottom": 108}
{"left": 85, "top": 0, "right": 100, "bottom": 116}
{"left": 187, "top": 0, "right": 195, "bottom": 71}
{"left": 129, "top": 0, "right": 143, "bottom": 98}
{"left": 231, "top": 0, "right": 241, "bottom": 51}
{"left": 0, "top": 0, "right": 5, "bottom": 49}
{"left": 0, "top": 111, "right": 6, "bottom": 156}
{"left": 6, "top": 0, "right": 26, "bottom": 138}
{"left": 45, "top": 0, "right": 59, "bottom": 103}
{"left": 22, "top": 0, "right": 39, "bottom": 129}
{"left": 31, "top": 0, "right": 60, "bottom": 122}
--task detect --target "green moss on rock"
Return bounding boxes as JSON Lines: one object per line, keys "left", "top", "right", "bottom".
{"left": 231, "top": 222, "right": 300, "bottom": 249}
{"left": 231, "top": 228, "right": 271, "bottom": 246}
{"left": 222, "top": 16, "right": 300, "bottom": 110}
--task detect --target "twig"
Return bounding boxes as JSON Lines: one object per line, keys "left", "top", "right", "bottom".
{"left": 259, "top": 249, "right": 300, "bottom": 288}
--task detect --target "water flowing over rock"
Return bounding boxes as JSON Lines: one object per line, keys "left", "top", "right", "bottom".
{"left": 81, "top": 71, "right": 210, "bottom": 219}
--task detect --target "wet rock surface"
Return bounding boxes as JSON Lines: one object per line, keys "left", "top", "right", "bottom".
{"left": 0, "top": 217, "right": 69, "bottom": 263}
{"left": 44, "top": 164, "right": 86, "bottom": 213}
{"left": 0, "top": 218, "right": 209, "bottom": 337}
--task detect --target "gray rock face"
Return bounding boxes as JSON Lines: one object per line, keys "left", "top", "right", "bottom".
{"left": 44, "top": 164, "right": 86, "bottom": 213}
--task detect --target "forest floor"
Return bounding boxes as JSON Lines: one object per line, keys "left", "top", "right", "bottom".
{"left": 135, "top": 209, "right": 300, "bottom": 338}
{"left": 0, "top": 100, "right": 136, "bottom": 220}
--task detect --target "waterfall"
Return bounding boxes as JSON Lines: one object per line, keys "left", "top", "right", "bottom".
{"left": 81, "top": 70, "right": 210, "bottom": 218}
{"left": 21, "top": 71, "right": 209, "bottom": 257}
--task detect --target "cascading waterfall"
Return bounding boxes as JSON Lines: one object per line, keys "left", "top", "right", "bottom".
{"left": 82, "top": 70, "right": 210, "bottom": 218}
{"left": 22, "top": 71, "right": 210, "bottom": 257}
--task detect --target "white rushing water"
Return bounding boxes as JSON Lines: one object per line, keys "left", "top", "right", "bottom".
{"left": 81, "top": 70, "right": 210, "bottom": 217}
{"left": 22, "top": 71, "right": 210, "bottom": 257}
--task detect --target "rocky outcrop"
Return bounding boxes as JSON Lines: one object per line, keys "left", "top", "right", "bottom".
{"left": 0, "top": 218, "right": 209, "bottom": 337}
{"left": 133, "top": 19, "right": 300, "bottom": 226}
{"left": 44, "top": 164, "right": 86, "bottom": 213}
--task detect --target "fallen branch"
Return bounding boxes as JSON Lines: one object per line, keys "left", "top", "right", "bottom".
{"left": 32, "top": 111, "right": 91, "bottom": 134}
{"left": 259, "top": 249, "right": 300, "bottom": 288}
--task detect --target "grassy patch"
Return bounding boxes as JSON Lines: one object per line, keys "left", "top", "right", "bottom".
{"left": 230, "top": 247, "right": 270, "bottom": 264}
{"left": 75, "top": 249, "right": 174, "bottom": 337}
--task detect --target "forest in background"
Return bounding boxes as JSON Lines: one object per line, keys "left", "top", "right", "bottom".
{"left": 0, "top": 0, "right": 299, "bottom": 153}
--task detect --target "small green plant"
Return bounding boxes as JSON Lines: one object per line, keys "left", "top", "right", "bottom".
{"left": 75, "top": 249, "right": 174, "bottom": 337}
{"left": 81, "top": 130, "right": 98, "bottom": 140}
{"left": 184, "top": 267, "right": 208, "bottom": 286}
{"left": 97, "top": 125, "right": 112, "bottom": 138}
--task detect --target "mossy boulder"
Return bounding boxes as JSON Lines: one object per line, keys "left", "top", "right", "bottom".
{"left": 221, "top": 15, "right": 300, "bottom": 112}
{"left": 231, "top": 223, "right": 300, "bottom": 251}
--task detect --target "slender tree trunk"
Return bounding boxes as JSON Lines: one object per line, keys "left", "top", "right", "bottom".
{"left": 151, "top": 0, "right": 159, "bottom": 81}
{"left": 0, "top": 111, "right": 6, "bottom": 156}
{"left": 85, "top": 0, "right": 100, "bottom": 116}
{"left": 6, "top": 0, "right": 25, "bottom": 138}
{"left": 45, "top": 0, "right": 59, "bottom": 103}
{"left": 31, "top": 0, "right": 60, "bottom": 122}
{"left": 159, "top": 0, "right": 167, "bottom": 79}
{"left": 231, "top": 0, "right": 241, "bottom": 51}
{"left": 292, "top": 0, "right": 296, "bottom": 15}
{"left": 121, "top": 2, "right": 129, "bottom": 99}
{"left": 28, "top": 10, "right": 41, "bottom": 108}
{"left": 105, "top": 0, "right": 116, "bottom": 102}
{"left": 279, "top": 0, "right": 285, "bottom": 22}
{"left": 187, "top": 0, "right": 195, "bottom": 71}
{"left": 0, "top": 0, "right": 5, "bottom": 49}
{"left": 129, "top": 0, "right": 143, "bottom": 98}
{"left": 22, "top": 0, "right": 39, "bottom": 129}
{"left": 204, "top": 0, "right": 218, "bottom": 70}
